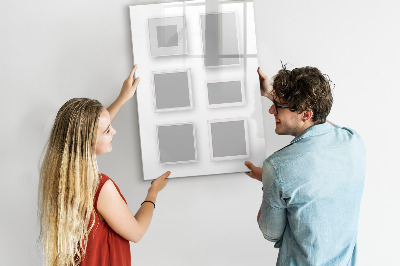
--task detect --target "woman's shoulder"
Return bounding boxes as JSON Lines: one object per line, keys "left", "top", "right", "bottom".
{"left": 99, "top": 172, "right": 110, "bottom": 179}
{"left": 95, "top": 173, "right": 112, "bottom": 201}
{"left": 97, "top": 173, "right": 127, "bottom": 203}
{"left": 99, "top": 172, "right": 112, "bottom": 184}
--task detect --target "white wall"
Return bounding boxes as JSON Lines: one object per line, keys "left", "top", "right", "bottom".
{"left": 1, "top": 0, "right": 398, "bottom": 265}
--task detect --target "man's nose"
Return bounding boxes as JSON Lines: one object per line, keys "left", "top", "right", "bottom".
{"left": 269, "top": 104, "right": 276, "bottom": 114}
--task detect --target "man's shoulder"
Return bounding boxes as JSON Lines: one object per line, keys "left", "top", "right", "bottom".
{"left": 329, "top": 125, "right": 365, "bottom": 151}
{"left": 266, "top": 124, "right": 364, "bottom": 166}
{"left": 333, "top": 124, "right": 361, "bottom": 136}
{"left": 264, "top": 145, "right": 300, "bottom": 172}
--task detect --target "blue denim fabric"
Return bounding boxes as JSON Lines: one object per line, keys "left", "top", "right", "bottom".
{"left": 258, "top": 122, "right": 365, "bottom": 266}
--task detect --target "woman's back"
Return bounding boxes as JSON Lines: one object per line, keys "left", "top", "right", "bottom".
{"left": 81, "top": 173, "right": 130, "bottom": 266}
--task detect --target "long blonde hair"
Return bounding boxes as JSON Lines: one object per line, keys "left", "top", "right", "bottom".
{"left": 38, "top": 98, "right": 104, "bottom": 265}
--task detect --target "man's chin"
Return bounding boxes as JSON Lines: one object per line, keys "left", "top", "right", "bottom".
{"left": 275, "top": 127, "right": 287, "bottom": 136}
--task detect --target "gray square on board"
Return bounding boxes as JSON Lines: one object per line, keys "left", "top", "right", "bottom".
{"left": 207, "top": 80, "right": 243, "bottom": 105}
{"left": 154, "top": 71, "right": 191, "bottom": 110}
{"left": 148, "top": 16, "right": 187, "bottom": 57}
{"left": 156, "top": 25, "right": 179, "bottom": 47}
{"left": 200, "top": 12, "right": 240, "bottom": 67}
{"left": 158, "top": 123, "right": 196, "bottom": 164}
{"left": 210, "top": 120, "right": 247, "bottom": 158}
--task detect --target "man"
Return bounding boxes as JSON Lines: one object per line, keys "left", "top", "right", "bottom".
{"left": 245, "top": 66, "right": 365, "bottom": 265}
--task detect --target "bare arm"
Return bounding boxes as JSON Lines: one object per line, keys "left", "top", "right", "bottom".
{"left": 97, "top": 171, "right": 170, "bottom": 243}
{"left": 107, "top": 65, "right": 140, "bottom": 122}
{"left": 133, "top": 185, "right": 159, "bottom": 230}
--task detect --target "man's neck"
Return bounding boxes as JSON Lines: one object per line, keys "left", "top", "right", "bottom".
{"left": 294, "top": 122, "right": 315, "bottom": 137}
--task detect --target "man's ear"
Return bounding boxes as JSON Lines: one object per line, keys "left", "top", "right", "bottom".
{"left": 302, "top": 109, "right": 313, "bottom": 122}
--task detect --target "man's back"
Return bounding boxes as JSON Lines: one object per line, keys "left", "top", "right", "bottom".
{"left": 258, "top": 122, "right": 366, "bottom": 266}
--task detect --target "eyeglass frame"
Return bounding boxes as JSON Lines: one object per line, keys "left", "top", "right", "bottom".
{"left": 272, "top": 100, "right": 291, "bottom": 114}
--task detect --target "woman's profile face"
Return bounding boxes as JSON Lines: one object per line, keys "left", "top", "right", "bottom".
{"left": 96, "top": 108, "right": 116, "bottom": 155}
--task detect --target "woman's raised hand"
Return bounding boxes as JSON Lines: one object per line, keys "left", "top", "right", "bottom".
{"left": 119, "top": 65, "right": 140, "bottom": 102}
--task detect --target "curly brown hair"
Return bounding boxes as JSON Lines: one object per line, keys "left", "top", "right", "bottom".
{"left": 272, "top": 66, "right": 333, "bottom": 124}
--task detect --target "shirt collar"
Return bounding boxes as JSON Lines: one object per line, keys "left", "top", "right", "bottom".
{"left": 290, "top": 122, "right": 334, "bottom": 144}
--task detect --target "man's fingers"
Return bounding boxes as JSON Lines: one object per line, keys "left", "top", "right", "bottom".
{"left": 245, "top": 171, "right": 255, "bottom": 178}
{"left": 245, "top": 161, "right": 255, "bottom": 171}
{"left": 257, "top": 67, "right": 266, "bottom": 78}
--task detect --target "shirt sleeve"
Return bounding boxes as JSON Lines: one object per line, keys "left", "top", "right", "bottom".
{"left": 258, "top": 159, "right": 287, "bottom": 246}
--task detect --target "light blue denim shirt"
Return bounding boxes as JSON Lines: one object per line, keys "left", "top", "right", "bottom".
{"left": 258, "top": 122, "right": 366, "bottom": 266}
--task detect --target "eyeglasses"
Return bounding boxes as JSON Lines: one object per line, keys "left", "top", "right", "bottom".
{"left": 273, "top": 100, "right": 291, "bottom": 114}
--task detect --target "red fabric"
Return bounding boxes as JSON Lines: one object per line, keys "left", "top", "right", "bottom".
{"left": 81, "top": 173, "right": 131, "bottom": 266}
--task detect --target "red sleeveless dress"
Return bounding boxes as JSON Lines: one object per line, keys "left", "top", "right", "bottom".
{"left": 81, "top": 173, "right": 131, "bottom": 266}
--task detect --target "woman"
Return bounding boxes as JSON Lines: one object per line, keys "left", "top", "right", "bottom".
{"left": 38, "top": 65, "right": 169, "bottom": 265}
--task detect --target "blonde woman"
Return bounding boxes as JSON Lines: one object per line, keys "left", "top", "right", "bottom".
{"left": 38, "top": 65, "right": 170, "bottom": 266}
